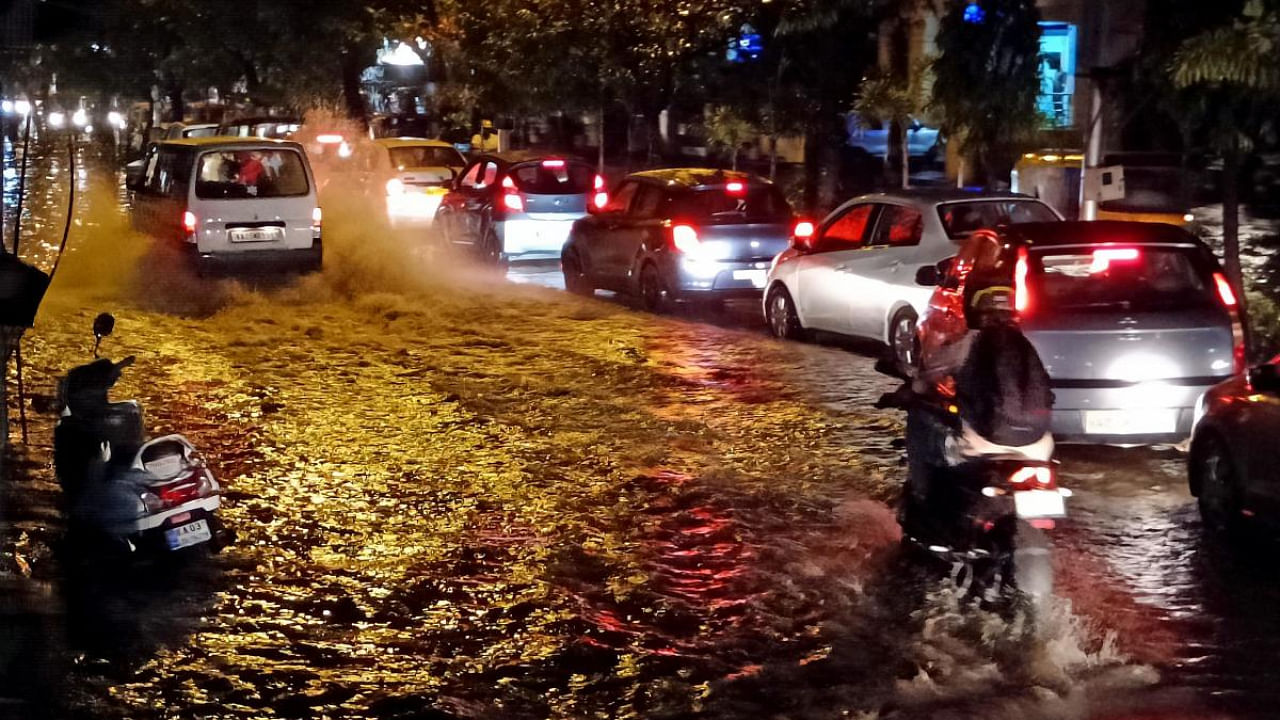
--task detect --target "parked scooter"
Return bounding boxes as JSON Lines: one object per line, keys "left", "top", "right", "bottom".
{"left": 879, "top": 385, "right": 1069, "bottom": 612}
{"left": 54, "top": 313, "right": 226, "bottom": 555}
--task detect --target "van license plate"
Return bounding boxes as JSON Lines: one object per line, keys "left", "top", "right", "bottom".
{"left": 1083, "top": 409, "right": 1177, "bottom": 435}
{"left": 229, "top": 227, "right": 283, "bottom": 243}
{"left": 165, "top": 519, "right": 211, "bottom": 550}
{"left": 733, "top": 269, "right": 766, "bottom": 288}
{"left": 1014, "top": 489, "right": 1065, "bottom": 519}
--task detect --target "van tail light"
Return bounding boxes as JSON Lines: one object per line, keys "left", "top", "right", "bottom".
{"left": 1014, "top": 246, "right": 1030, "bottom": 313}
{"left": 312, "top": 207, "right": 323, "bottom": 239}
{"left": 182, "top": 211, "right": 197, "bottom": 241}
{"left": 670, "top": 224, "right": 701, "bottom": 254}
{"left": 593, "top": 192, "right": 609, "bottom": 210}
{"left": 793, "top": 221, "right": 815, "bottom": 239}
{"left": 503, "top": 193, "right": 524, "bottom": 212}
{"left": 1215, "top": 272, "right": 1246, "bottom": 372}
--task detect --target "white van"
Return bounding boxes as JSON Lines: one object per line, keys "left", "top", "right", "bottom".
{"left": 128, "top": 138, "right": 322, "bottom": 273}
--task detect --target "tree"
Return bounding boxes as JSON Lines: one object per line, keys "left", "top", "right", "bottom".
{"left": 929, "top": 0, "right": 1042, "bottom": 188}
{"left": 704, "top": 105, "right": 757, "bottom": 169}
{"left": 1172, "top": 0, "right": 1280, "bottom": 294}
{"left": 853, "top": 65, "right": 927, "bottom": 188}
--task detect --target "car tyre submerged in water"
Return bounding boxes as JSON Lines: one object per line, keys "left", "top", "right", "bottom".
{"left": 766, "top": 285, "right": 805, "bottom": 340}
{"left": 888, "top": 308, "right": 920, "bottom": 378}
{"left": 1195, "top": 433, "right": 1244, "bottom": 537}
{"left": 562, "top": 249, "right": 594, "bottom": 297}
{"left": 639, "top": 263, "right": 671, "bottom": 313}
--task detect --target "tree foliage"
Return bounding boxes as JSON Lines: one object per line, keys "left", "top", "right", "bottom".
{"left": 929, "top": 0, "right": 1042, "bottom": 186}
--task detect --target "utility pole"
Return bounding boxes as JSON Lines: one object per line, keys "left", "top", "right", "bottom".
{"left": 1080, "top": 83, "right": 1103, "bottom": 221}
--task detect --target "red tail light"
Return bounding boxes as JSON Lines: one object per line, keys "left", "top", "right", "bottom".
{"left": 594, "top": 174, "right": 605, "bottom": 190}
{"left": 143, "top": 469, "right": 213, "bottom": 511}
{"left": 1009, "top": 466, "right": 1055, "bottom": 489}
{"left": 793, "top": 221, "right": 815, "bottom": 239}
{"left": 503, "top": 193, "right": 524, "bottom": 212}
{"left": 725, "top": 181, "right": 746, "bottom": 195}
{"left": 541, "top": 159, "right": 565, "bottom": 168}
{"left": 671, "top": 224, "right": 700, "bottom": 254}
{"left": 1089, "top": 247, "right": 1140, "bottom": 273}
{"left": 183, "top": 211, "right": 197, "bottom": 235}
{"left": 1213, "top": 272, "right": 1238, "bottom": 307}
{"left": 593, "top": 192, "right": 609, "bottom": 209}
{"left": 312, "top": 207, "right": 322, "bottom": 239}
{"left": 501, "top": 175, "right": 516, "bottom": 190}
{"left": 1014, "top": 246, "right": 1030, "bottom": 313}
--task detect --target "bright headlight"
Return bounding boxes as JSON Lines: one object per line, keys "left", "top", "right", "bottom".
{"left": 47, "top": 111, "right": 65, "bottom": 128}
{"left": 71, "top": 109, "right": 88, "bottom": 127}
{"left": 108, "top": 111, "right": 126, "bottom": 129}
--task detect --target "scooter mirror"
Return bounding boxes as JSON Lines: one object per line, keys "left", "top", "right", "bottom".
{"left": 92, "top": 312, "right": 115, "bottom": 340}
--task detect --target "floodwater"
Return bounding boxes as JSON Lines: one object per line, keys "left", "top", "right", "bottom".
{"left": 1, "top": 135, "right": 1280, "bottom": 719}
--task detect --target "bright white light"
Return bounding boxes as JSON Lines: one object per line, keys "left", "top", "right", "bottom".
{"left": 108, "top": 111, "right": 126, "bottom": 129}
{"left": 14, "top": 100, "right": 30, "bottom": 116}
{"left": 383, "top": 41, "right": 424, "bottom": 66}
{"left": 72, "top": 109, "right": 88, "bottom": 127}
{"left": 48, "top": 111, "right": 66, "bottom": 128}
{"left": 1107, "top": 354, "right": 1180, "bottom": 383}
{"left": 1, "top": 101, "right": 11, "bottom": 114}
{"left": 316, "top": 133, "right": 344, "bottom": 144}
{"left": 1183, "top": 212, "right": 1195, "bottom": 223}
{"left": 337, "top": 142, "right": 353, "bottom": 158}
{"left": 84, "top": 124, "right": 94, "bottom": 134}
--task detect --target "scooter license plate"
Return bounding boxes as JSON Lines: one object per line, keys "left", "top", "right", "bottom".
{"left": 165, "top": 519, "right": 212, "bottom": 550}
{"left": 1014, "top": 489, "right": 1065, "bottom": 519}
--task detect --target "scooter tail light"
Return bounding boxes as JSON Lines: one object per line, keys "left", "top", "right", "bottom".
{"left": 140, "top": 491, "right": 164, "bottom": 513}
{"left": 1009, "top": 465, "right": 1056, "bottom": 489}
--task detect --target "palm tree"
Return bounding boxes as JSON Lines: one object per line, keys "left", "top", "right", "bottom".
{"left": 1172, "top": 0, "right": 1280, "bottom": 294}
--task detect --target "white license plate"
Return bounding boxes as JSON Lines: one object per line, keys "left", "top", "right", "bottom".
{"left": 165, "top": 519, "right": 211, "bottom": 550}
{"left": 1083, "top": 408, "right": 1177, "bottom": 435}
{"left": 228, "top": 227, "right": 283, "bottom": 243}
{"left": 733, "top": 269, "right": 766, "bottom": 288}
{"left": 1014, "top": 489, "right": 1066, "bottom": 519}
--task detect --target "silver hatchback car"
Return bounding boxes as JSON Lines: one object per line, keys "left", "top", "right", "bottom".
{"left": 918, "top": 221, "right": 1244, "bottom": 445}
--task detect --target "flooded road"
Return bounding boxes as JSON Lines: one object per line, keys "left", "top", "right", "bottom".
{"left": 2, "top": 137, "right": 1280, "bottom": 718}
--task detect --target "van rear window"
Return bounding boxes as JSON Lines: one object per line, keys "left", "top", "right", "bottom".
{"left": 510, "top": 163, "right": 594, "bottom": 194}
{"left": 1032, "top": 247, "right": 1215, "bottom": 313}
{"left": 195, "top": 149, "right": 309, "bottom": 199}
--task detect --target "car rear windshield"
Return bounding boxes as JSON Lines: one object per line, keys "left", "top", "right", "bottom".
{"left": 938, "top": 200, "right": 1058, "bottom": 238}
{"left": 510, "top": 162, "right": 594, "bottom": 194}
{"left": 389, "top": 146, "right": 465, "bottom": 169}
{"left": 669, "top": 186, "right": 793, "bottom": 224}
{"left": 195, "top": 149, "right": 309, "bottom": 199}
{"left": 1032, "top": 246, "right": 1216, "bottom": 313}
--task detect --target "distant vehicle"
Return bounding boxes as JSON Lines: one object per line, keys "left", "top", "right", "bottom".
{"left": 846, "top": 113, "right": 940, "bottom": 160}
{"left": 126, "top": 137, "right": 322, "bottom": 274}
{"left": 435, "top": 152, "right": 597, "bottom": 266}
{"left": 918, "top": 221, "right": 1243, "bottom": 444}
{"left": 218, "top": 116, "right": 301, "bottom": 140}
{"left": 1012, "top": 151, "right": 1198, "bottom": 228}
{"left": 563, "top": 169, "right": 799, "bottom": 311}
{"left": 765, "top": 190, "right": 1060, "bottom": 375}
{"left": 372, "top": 138, "right": 466, "bottom": 229}
{"left": 369, "top": 114, "right": 431, "bottom": 139}
{"left": 162, "top": 122, "right": 219, "bottom": 140}
{"left": 1190, "top": 358, "right": 1280, "bottom": 535}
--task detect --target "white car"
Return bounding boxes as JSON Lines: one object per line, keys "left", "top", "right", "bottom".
{"left": 763, "top": 190, "right": 1061, "bottom": 373}
{"left": 372, "top": 138, "right": 467, "bottom": 229}
{"left": 127, "top": 137, "right": 322, "bottom": 274}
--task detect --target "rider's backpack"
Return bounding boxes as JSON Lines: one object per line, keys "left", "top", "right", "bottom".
{"left": 954, "top": 325, "right": 1053, "bottom": 447}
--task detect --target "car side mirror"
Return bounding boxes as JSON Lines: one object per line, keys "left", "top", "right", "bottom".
{"left": 915, "top": 265, "right": 939, "bottom": 286}
{"left": 1248, "top": 364, "right": 1280, "bottom": 392}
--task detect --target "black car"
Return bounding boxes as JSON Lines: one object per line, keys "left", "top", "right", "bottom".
{"left": 435, "top": 151, "right": 598, "bottom": 266}
{"left": 561, "top": 169, "right": 800, "bottom": 311}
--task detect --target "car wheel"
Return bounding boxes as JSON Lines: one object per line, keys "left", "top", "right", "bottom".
{"left": 639, "top": 263, "right": 672, "bottom": 313}
{"left": 562, "top": 249, "right": 594, "bottom": 297}
{"left": 888, "top": 308, "right": 920, "bottom": 378}
{"left": 481, "top": 229, "right": 507, "bottom": 271}
{"left": 1196, "top": 433, "right": 1244, "bottom": 537}
{"left": 766, "top": 285, "right": 806, "bottom": 340}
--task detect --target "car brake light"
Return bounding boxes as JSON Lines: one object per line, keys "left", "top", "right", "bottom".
{"left": 725, "top": 181, "right": 745, "bottom": 194}
{"left": 501, "top": 175, "right": 516, "bottom": 189}
{"left": 386, "top": 178, "right": 404, "bottom": 195}
{"left": 593, "top": 192, "right": 609, "bottom": 209}
{"left": 316, "top": 133, "right": 344, "bottom": 144}
{"left": 183, "top": 211, "right": 197, "bottom": 235}
{"left": 794, "top": 221, "right": 815, "bottom": 239}
{"left": 671, "top": 224, "right": 700, "bottom": 254}
{"left": 1014, "top": 246, "right": 1029, "bottom": 313}
{"left": 594, "top": 174, "right": 605, "bottom": 190}
{"left": 1213, "top": 272, "right": 1238, "bottom": 307}
{"left": 542, "top": 159, "right": 565, "bottom": 168}
{"left": 1089, "top": 247, "right": 1140, "bottom": 273}
{"left": 503, "top": 193, "right": 524, "bottom": 212}
{"left": 312, "top": 206, "right": 322, "bottom": 230}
